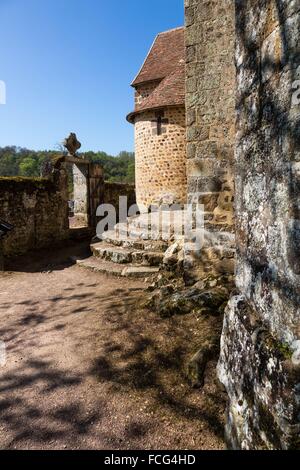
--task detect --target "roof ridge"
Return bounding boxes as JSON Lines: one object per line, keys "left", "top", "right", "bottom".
{"left": 157, "top": 26, "right": 184, "bottom": 36}
{"left": 131, "top": 26, "right": 185, "bottom": 87}
{"left": 130, "top": 34, "right": 159, "bottom": 87}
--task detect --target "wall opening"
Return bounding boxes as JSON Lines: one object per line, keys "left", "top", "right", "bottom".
{"left": 68, "top": 162, "right": 89, "bottom": 229}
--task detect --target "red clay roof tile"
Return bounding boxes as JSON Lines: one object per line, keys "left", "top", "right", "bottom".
{"left": 131, "top": 27, "right": 185, "bottom": 87}
{"left": 127, "top": 27, "right": 185, "bottom": 122}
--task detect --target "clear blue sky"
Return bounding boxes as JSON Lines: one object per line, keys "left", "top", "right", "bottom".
{"left": 0, "top": 0, "right": 184, "bottom": 154}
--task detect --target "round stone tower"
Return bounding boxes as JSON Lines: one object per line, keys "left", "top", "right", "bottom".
{"left": 127, "top": 27, "right": 187, "bottom": 210}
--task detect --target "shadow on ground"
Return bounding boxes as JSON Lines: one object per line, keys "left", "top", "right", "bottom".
{"left": 0, "top": 244, "right": 226, "bottom": 449}
{"left": 3, "top": 240, "right": 91, "bottom": 274}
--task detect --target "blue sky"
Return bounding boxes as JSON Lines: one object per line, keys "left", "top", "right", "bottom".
{"left": 0, "top": 0, "right": 184, "bottom": 154}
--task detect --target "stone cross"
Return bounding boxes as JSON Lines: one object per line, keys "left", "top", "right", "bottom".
{"left": 63, "top": 133, "right": 82, "bottom": 157}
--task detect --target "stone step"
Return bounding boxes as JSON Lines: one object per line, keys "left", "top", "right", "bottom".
{"left": 76, "top": 257, "right": 160, "bottom": 278}
{"left": 122, "top": 266, "right": 160, "bottom": 278}
{"left": 126, "top": 210, "right": 212, "bottom": 230}
{"left": 91, "top": 242, "right": 164, "bottom": 266}
{"left": 77, "top": 257, "right": 124, "bottom": 276}
{"left": 100, "top": 230, "right": 169, "bottom": 252}
{"left": 113, "top": 211, "right": 212, "bottom": 241}
{"left": 115, "top": 223, "right": 179, "bottom": 242}
{"left": 113, "top": 211, "right": 188, "bottom": 239}
{"left": 201, "top": 229, "right": 235, "bottom": 248}
{"left": 114, "top": 223, "right": 160, "bottom": 240}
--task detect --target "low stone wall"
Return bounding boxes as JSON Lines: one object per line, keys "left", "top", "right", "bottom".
{"left": 0, "top": 168, "right": 136, "bottom": 261}
{"left": 0, "top": 171, "right": 69, "bottom": 257}
{"left": 104, "top": 182, "right": 136, "bottom": 220}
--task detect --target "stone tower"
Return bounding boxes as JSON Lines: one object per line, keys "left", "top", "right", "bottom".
{"left": 184, "top": 0, "right": 236, "bottom": 282}
{"left": 127, "top": 27, "right": 187, "bottom": 210}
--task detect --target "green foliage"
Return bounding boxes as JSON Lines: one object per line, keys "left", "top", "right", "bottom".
{"left": 84, "top": 149, "right": 135, "bottom": 183}
{"left": 0, "top": 146, "right": 135, "bottom": 183}
{"left": 19, "top": 157, "right": 39, "bottom": 177}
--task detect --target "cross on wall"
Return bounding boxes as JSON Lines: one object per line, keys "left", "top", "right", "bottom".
{"left": 151, "top": 111, "right": 169, "bottom": 136}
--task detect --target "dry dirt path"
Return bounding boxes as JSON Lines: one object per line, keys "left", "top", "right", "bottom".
{"left": 0, "top": 243, "right": 226, "bottom": 450}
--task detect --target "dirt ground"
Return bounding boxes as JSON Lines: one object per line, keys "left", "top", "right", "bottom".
{"left": 0, "top": 242, "right": 226, "bottom": 450}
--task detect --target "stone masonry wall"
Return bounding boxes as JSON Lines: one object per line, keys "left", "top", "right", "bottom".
{"left": 0, "top": 164, "right": 135, "bottom": 260}
{"left": 218, "top": 1, "right": 300, "bottom": 449}
{"left": 134, "top": 106, "right": 187, "bottom": 208}
{"left": 73, "top": 163, "right": 89, "bottom": 223}
{"left": 104, "top": 181, "right": 136, "bottom": 222}
{"left": 184, "top": 0, "right": 236, "bottom": 282}
{"left": 0, "top": 170, "right": 69, "bottom": 257}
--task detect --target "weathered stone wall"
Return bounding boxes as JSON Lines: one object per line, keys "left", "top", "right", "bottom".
{"left": 185, "top": 0, "right": 235, "bottom": 217}
{"left": 104, "top": 181, "right": 136, "bottom": 221}
{"left": 73, "top": 163, "right": 89, "bottom": 223}
{"left": 184, "top": 0, "right": 236, "bottom": 282}
{"left": 0, "top": 164, "right": 136, "bottom": 259}
{"left": 218, "top": 0, "right": 300, "bottom": 449}
{"left": 0, "top": 171, "right": 69, "bottom": 257}
{"left": 89, "top": 164, "right": 105, "bottom": 229}
{"left": 134, "top": 106, "right": 187, "bottom": 208}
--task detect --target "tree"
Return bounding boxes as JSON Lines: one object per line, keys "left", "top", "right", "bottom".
{"left": 0, "top": 146, "right": 135, "bottom": 183}
{"left": 19, "top": 156, "right": 39, "bottom": 177}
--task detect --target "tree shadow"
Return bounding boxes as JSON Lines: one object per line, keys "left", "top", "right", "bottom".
{"left": 235, "top": 0, "right": 300, "bottom": 312}
{"left": 0, "top": 358, "right": 103, "bottom": 448}
{"left": 0, "top": 257, "right": 225, "bottom": 448}
{"left": 87, "top": 289, "right": 226, "bottom": 441}
{"left": 3, "top": 240, "right": 91, "bottom": 274}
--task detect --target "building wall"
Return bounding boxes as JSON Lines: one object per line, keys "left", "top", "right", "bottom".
{"left": 184, "top": 0, "right": 236, "bottom": 282}
{"left": 218, "top": 0, "right": 300, "bottom": 449}
{"left": 134, "top": 106, "right": 187, "bottom": 208}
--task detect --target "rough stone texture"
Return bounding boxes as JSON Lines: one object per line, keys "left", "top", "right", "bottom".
{"left": 103, "top": 182, "right": 136, "bottom": 221}
{"left": 218, "top": 0, "right": 300, "bottom": 449}
{"left": 0, "top": 171, "right": 69, "bottom": 257}
{"left": 219, "top": 297, "right": 300, "bottom": 450}
{"left": 0, "top": 163, "right": 135, "bottom": 261}
{"left": 72, "top": 163, "right": 134, "bottom": 228}
{"left": 88, "top": 164, "right": 105, "bottom": 228}
{"left": 187, "top": 340, "right": 219, "bottom": 388}
{"left": 73, "top": 163, "right": 89, "bottom": 223}
{"left": 185, "top": 0, "right": 236, "bottom": 282}
{"left": 134, "top": 107, "right": 187, "bottom": 208}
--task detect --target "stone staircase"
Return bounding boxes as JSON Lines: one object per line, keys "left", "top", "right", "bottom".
{"left": 76, "top": 209, "right": 235, "bottom": 280}
{"left": 77, "top": 212, "right": 174, "bottom": 279}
